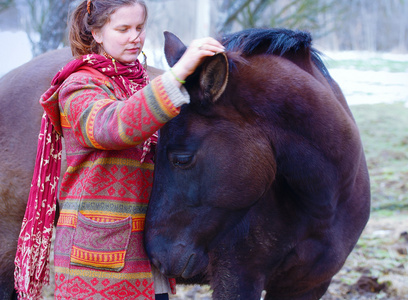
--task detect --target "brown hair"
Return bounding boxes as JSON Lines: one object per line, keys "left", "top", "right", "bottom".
{"left": 69, "top": 0, "right": 148, "bottom": 57}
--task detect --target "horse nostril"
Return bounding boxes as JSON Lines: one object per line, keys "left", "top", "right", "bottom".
{"left": 151, "top": 258, "right": 161, "bottom": 269}
{"left": 159, "top": 265, "right": 166, "bottom": 274}
{"left": 152, "top": 258, "right": 167, "bottom": 275}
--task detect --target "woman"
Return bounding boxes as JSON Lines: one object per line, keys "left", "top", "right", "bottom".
{"left": 14, "top": 0, "right": 224, "bottom": 299}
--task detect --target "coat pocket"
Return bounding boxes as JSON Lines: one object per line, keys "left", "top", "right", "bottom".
{"left": 70, "top": 212, "right": 132, "bottom": 272}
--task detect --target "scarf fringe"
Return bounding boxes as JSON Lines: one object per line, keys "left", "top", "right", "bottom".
{"left": 14, "top": 113, "right": 62, "bottom": 300}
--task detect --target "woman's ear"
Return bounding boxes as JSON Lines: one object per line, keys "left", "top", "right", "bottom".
{"left": 92, "top": 30, "right": 102, "bottom": 44}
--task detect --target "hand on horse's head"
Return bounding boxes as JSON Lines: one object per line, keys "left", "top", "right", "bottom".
{"left": 169, "top": 37, "right": 225, "bottom": 87}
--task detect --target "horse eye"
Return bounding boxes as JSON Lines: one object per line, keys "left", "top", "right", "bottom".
{"left": 168, "top": 152, "right": 194, "bottom": 169}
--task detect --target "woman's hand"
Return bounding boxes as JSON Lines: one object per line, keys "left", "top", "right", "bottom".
{"left": 169, "top": 37, "right": 225, "bottom": 87}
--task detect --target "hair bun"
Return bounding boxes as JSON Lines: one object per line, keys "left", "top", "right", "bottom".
{"left": 87, "top": 0, "right": 92, "bottom": 15}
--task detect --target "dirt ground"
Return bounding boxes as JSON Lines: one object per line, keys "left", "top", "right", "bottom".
{"left": 42, "top": 211, "right": 408, "bottom": 299}
{"left": 321, "top": 211, "right": 408, "bottom": 300}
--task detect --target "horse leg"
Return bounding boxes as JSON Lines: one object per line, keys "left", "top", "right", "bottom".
{"left": 211, "top": 277, "right": 265, "bottom": 300}
{"left": 0, "top": 216, "right": 24, "bottom": 300}
{"left": 0, "top": 235, "right": 18, "bottom": 300}
{"left": 209, "top": 259, "right": 265, "bottom": 300}
{"left": 0, "top": 181, "right": 30, "bottom": 299}
{"left": 0, "top": 282, "right": 15, "bottom": 300}
{"left": 264, "top": 280, "right": 331, "bottom": 300}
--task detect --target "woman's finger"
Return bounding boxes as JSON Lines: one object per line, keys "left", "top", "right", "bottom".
{"left": 191, "top": 38, "right": 225, "bottom": 54}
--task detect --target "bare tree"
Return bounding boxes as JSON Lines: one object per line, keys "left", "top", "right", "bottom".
{"left": 34, "top": 0, "right": 74, "bottom": 55}
{"left": 0, "top": 0, "right": 13, "bottom": 12}
{"left": 5, "top": 0, "right": 407, "bottom": 56}
{"left": 325, "top": 0, "right": 408, "bottom": 52}
{"left": 21, "top": 0, "right": 74, "bottom": 56}
{"left": 398, "top": 0, "right": 408, "bottom": 51}
{"left": 217, "top": 0, "right": 340, "bottom": 37}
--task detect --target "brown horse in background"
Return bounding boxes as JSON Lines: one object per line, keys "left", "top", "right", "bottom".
{"left": 0, "top": 48, "right": 162, "bottom": 299}
{"left": 145, "top": 29, "right": 371, "bottom": 299}
{"left": 0, "top": 49, "right": 70, "bottom": 299}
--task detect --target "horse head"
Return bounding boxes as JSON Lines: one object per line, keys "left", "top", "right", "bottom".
{"left": 145, "top": 29, "right": 370, "bottom": 300}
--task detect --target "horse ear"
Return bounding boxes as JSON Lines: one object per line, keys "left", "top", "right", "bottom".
{"left": 200, "top": 53, "right": 229, "bottom": 103}
{"left": 164, "top": 31, "right": 187, "bottom": 67}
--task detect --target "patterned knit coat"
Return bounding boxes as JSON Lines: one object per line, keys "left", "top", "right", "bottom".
{"left": 41, "top": 66, "right": 189, "bottom": 300}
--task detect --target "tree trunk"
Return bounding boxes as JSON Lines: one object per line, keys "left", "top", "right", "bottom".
{"left": 195, "top": 0, "right": 211, "bottom": 38}
{"left": 33, "top": 0, "right": 72, "bottom": 56}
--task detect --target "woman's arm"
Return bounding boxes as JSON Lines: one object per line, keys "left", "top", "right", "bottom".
{"left": 59, "top": 71, "right": 188, "bottom": 150}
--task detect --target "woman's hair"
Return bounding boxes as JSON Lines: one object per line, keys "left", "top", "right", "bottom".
{"left": 69, "top": 0, "right": 148, "bottom": 57}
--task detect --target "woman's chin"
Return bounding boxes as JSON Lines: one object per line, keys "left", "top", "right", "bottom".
{"left": 116, "top": 54, "right": 139, "bottom": 65}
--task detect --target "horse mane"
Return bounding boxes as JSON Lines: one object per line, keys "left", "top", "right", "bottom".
{"left": 221, "top": 28, "right": 332, "bottom": 81}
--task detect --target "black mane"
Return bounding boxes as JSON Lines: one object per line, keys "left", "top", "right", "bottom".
{"left": 221, "top": 28, "right": 332, "bottom": 81}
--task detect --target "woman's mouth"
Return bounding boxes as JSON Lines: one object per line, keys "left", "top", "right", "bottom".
{"left": 126, "top": 48, "right": 138, "bottom": 54}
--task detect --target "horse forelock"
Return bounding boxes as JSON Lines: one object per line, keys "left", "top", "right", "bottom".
{"left": 221, "top": 28, "right": 332, "bottom": 82}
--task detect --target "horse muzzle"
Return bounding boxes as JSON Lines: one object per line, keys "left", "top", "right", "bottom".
{"left": 146, "top": 235, "right": 209, "bottom": 278}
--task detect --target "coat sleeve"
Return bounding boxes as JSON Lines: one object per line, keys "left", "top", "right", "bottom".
{"left": 58, "top": 71, "right": 189, "bottom": 150}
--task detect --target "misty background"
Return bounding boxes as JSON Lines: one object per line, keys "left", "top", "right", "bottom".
{"left": 0, "top": 0, "right": 407, "bottom": 105}
{"left": 1, "top": 0, "right": 407, "bottom": 64}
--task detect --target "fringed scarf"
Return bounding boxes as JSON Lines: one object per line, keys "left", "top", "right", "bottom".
{"left": 14, "top": 54, "right": 157, "bottom": 299}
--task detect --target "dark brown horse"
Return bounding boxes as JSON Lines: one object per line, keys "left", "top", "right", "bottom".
{"left": 0, "top": 48, "right": 162, "bottom": 299}
{"left": 145, "top": 29, "right": 370, "bottom": 300}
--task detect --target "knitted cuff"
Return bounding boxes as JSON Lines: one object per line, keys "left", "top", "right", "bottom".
{"left": 161, "top": 71, "right": 190, "bottom": 107}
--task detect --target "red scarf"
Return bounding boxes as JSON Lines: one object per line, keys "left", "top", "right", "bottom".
{"left": 54, "top": 53, "right": 148, "bottom": 96}
{"left": 14, "top": 54, "right": 157, "bottom": 299}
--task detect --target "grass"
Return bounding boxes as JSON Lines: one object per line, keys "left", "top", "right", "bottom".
{"left": 322, "top": 53, "right": 408, "bottom": 73}
{"left": 325, "top": 52, "right": 408, "bottom": 212}
{"left": 326, "top": 58, "right": 408, "bottom": 73}
{"left": 326, "top": 207, "right": 408, "bottom": 299}
{"left": 351, "top": 102, "right": 408, "bottom": 212}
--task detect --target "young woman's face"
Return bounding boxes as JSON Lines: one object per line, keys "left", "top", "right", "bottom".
{"left": 93, "top": 3, "right": 146, "bottom": 64}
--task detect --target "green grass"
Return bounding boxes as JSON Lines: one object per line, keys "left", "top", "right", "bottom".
{"left": 325, "top": 58, "right": 408, "bottom": 72}
{"left": 324, "top": 53, "right": 408, "bottom": 213}
{"left": 351, "top": 102, "right": 408, "bottom": 212}
{"left": 321, "top": 52, "right": 408, "bottom": 73}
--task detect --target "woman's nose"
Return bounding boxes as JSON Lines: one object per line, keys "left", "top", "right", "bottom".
{"left": 131, "top": 30, "right": 142, "bottom": 42}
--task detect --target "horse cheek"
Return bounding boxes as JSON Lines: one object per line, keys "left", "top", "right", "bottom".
{"left": 202, "top": 136, "right": 274, "bottom": 210}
